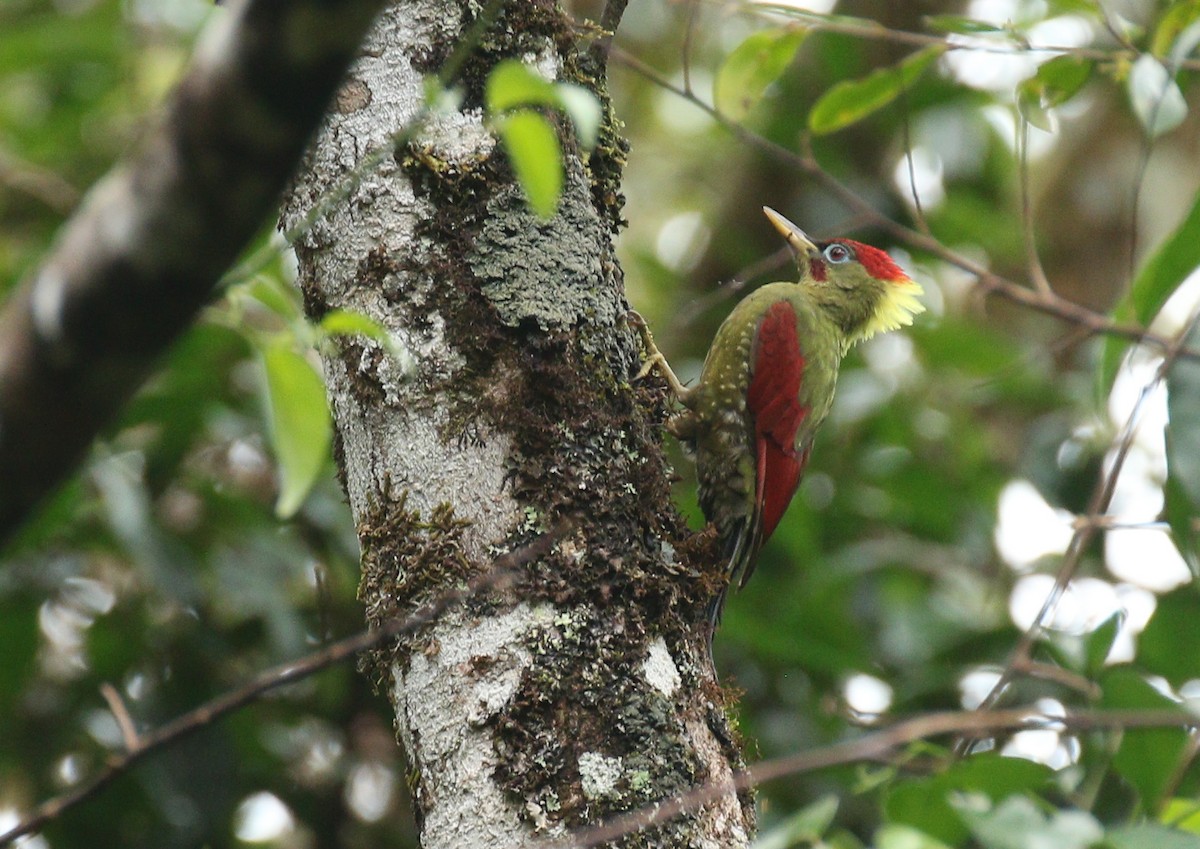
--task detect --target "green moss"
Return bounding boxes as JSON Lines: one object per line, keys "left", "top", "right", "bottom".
{"left": 561, "top": 50, "right": 629, "bottom": 235}
{"left": 491, "top": 604, "right": 704, "bottom": 833}
{"left": 355, "top": 493, "right": 474, "bottom": 690}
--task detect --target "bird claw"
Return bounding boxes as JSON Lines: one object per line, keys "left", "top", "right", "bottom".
{"left": 625, "top": 309, "right": 654, "bottom": 345}
{"left": 634, "top": 352, "right": 667, "bottom": 382}
{"left": 627, "top": 309, "right": 693, "bottom": 403}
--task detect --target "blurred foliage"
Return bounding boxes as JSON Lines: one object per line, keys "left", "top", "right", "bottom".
{"left": 0, "top": 3, "right": 415, "bottom": 845}
{"left": 4, "top": 0, "right": 1200, "bottom": 847}
{"left": 486, "top": 58, "right": 603, "bottom": 216}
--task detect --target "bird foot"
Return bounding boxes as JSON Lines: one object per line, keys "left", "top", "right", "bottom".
{"left": 626, "top": 310, "right": 693, "bottom": 402}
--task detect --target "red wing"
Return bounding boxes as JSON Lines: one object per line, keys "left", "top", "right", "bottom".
{"left": 746, "top": 300, "right": 811, "bottom": 551}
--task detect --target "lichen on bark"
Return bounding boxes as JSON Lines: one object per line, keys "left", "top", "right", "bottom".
{"left": 280, "top": 0, "right": 754, "bottom": 845}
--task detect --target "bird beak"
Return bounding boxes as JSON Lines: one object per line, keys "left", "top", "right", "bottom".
{"left": 762, "top": 207, "right": 818, "bottom": 257}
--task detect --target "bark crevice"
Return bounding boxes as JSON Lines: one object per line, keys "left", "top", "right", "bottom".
{"left": 281, "top": 1, "right": 753, "bottom": 845}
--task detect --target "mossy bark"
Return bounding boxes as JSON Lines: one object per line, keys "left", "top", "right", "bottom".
{"left": 280, "top": 2, "right": 754, "bottom": 846}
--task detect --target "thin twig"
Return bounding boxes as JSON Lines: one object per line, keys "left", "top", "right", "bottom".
{"left": 588, "top": 0, "right": 631, "bottom": 68}
{"left": 98, "top": 683, "right": 140, "bottom": 752}
{"left": 1013, "top": 658, "right": 1102, "bottom": 700}
{"left": 1095, "top": 0, "right": 1137, "bottom": 52}
{"left": 671, "top": 212, "right": 875, "bottom": 329}
{"left": 896, "top": 84, "right": 929, "bottom": 234}
{"left": 1126, "top": 101, "right": 1157, "bottom": 285}
{"left": 0, "top": 146, "right": 79, "bottom": 214}
{"left": 737, "top": 0, "right": 1200, "bottom": 72}
{"left": 1018, "top": 116, "right": 1053, "bottom": 296}
{"left": 0, "top": 524, "right": 570, "bottom": 847}
{"left": 1160, "top": 730, "right": 1200, "bottom": 810}
{"left": 673, "top": 246, "right": 792, "bottom": 329}
{"left": 682, "top": 0, "right": 701, "bottom": 96}
{"left": 1123, "top": 22, "right": 1192, "bottom": 285}
{"left": 1070, "top": 515, "right": 1170, "bottom": 532}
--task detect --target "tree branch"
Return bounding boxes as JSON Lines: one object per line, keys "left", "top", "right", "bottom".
{"left": 563, "top": 706, "right": 1198, "bottom": 848}
{"left": 738, "top": 3, "right": 1200, "bottom": 73}
{"left": 0, "top": 0, "right": 389, "bottom": 543}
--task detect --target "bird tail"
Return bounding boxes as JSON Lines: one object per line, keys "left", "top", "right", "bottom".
{"left": 705, "top": 514, "right": 762, "bottom": 644}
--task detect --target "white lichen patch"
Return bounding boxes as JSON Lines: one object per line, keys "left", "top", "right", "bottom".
{"left": 394, "top": 603, "right": 563, "bottom": 848}
{"left": 526, "top": 48, "right": 561, "bottom": 82}
{"left": 578, "top": 751, "right": 623, "bottom": 800}
{"left": 468, "top": 665, "right": 523, "bottom": 725}
{"left": 642, "top": 636, "right": 681, "bottom": 697}
{"left": 420, "top": 107, "right": 494, "bottom": 163}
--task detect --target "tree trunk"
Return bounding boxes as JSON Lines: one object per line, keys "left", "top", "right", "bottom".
{"left": 279, "top": 1, "right": 754, "bottom": 845}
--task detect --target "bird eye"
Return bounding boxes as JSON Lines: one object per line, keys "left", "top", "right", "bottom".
{"left": 823, "top": 244, "right": 852, "bottom": 263}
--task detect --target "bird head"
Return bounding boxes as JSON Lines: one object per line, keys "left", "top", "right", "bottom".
{"left": 763, "top": 207, "right": 925, "bottom": 346}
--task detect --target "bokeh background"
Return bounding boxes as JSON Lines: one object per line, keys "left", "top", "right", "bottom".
{"left": 4, "top": 0, "right": 1200, "bottom": 846}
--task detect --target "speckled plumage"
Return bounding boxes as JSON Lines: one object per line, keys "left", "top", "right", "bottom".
{"left": 634, "top": 209, "right": 925, "bottom": 634}
{"left": 673, "top": 284, "right": 841, "bottom": 588}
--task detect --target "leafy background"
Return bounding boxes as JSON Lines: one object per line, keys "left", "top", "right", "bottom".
{"left": 4, "top": 0, "right": 1200, "bottom": 847}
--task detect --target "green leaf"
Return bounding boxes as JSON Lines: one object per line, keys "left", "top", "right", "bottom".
{"left": 1084, "top": 610, "right": 1124, "bottom": 675}
{"left": 1138, "top": 589, "right": 1200, "bottom": 684}
{"left": 498, "top": 110, "right": 563, "bottom": 218}
{"left": 1127, "top": 54, "right": 1187, "bottom": 138}
{"left": 751, "top": 795, "right": 838, "bottom": 849}
{"left": 874, "top": 824, "right": 955, "bottom": 849}
{"left": 1036, "top": 55, "right": 1094, "bottom": 107}
{"left": 1046, "top": 0, "right": 1104, "bottom": 15}
{"left": 809, "top": 45, "right": 944, "bottom": 135}
{"left": 1165, "top": 473, "right": 1200, "bottom": 580}
{"left": 714, "top": 27, "right": 806, "bottom": 122}
{"left": 1153, "top": 3, "right": 1200, "bottom": 60}
{"left": 923, "top": 15, "right": 1010, "bottom": 35}
{"left": 486, "top": 59, "right": 558, "bottom": 112}
{"left": 1100, "top": 188, "right": 1200, "bottom": 390}
{"left": 1167, "top": 327, "right": 1200, "bottom": 577}
{"left": 554, "top": 83, "right": 602, "bottom": 149}
{"left": 263, "top": 344, "right": 332, "bottom": 519}
{"left": 884, "top": 754, "right": 1053, "bottom": 845}
{"left": 1168, "top": 20, "right": 1200, "bottom": 69}
{"left": 1018, "top": 55, "right": 1094, "bottom": 131}
{"left": 1106, "top": 823, "right": 1200, "bottom": 849}
{"left": 246, "top": 274, "right": 302, "bottom": 320}
{"left": 318, "top": 309, "right": 389, "bottom": 342}
{"left": 951, "top": 795, "right": 1103, "bottom": 849}
{"left": 1161, "top": 798, "right": 1200, "bottom": 834}
{"left": 1017, "top": 90, "right": 1053, "bottom": 133}
{"left": 315, "top": 314, "right": 416, "bottom": 378}
{"left": 485, "top": 60, "right": 601, "bottom": 149}
{"left": 1100, "top": 667, "right": 1191, "bottom": 809}
{"left": 0, "top": 602, "right": 37, "bottom": 714}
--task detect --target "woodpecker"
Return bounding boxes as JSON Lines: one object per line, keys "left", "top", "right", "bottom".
{"left": 633, "top": 207, "right": 925, "bottom": 630}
